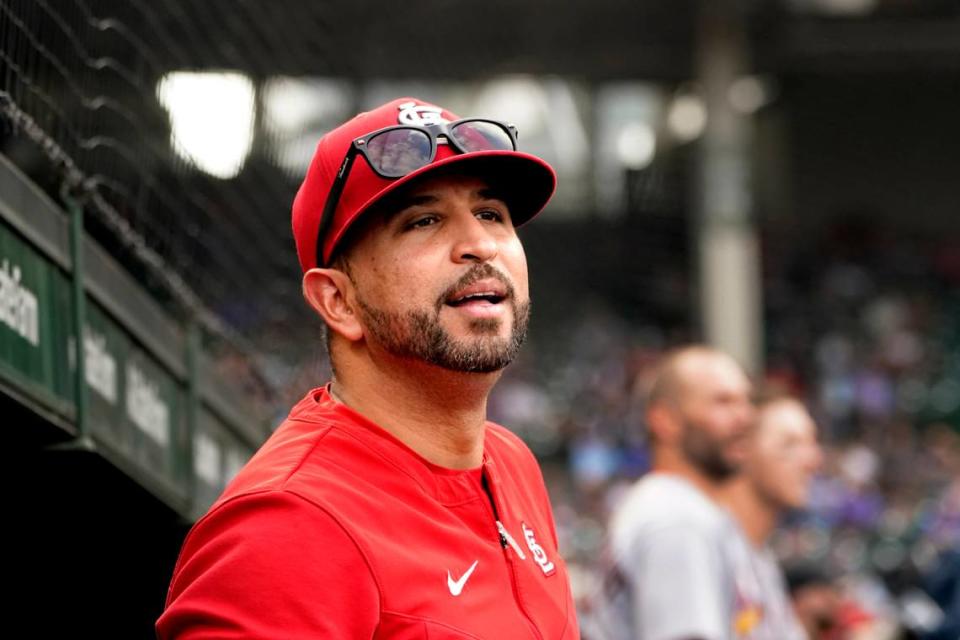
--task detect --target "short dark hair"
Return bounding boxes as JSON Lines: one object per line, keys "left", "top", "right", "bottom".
{"left": 646, "top": 344, "right": 731, "bottom": 408}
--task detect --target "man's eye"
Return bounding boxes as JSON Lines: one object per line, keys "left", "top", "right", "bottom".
{"left": 406, "top": 215, "right": 439, "bottom": 229}
{"left": 477, "top": 209, "right": 504, "bottom": 222}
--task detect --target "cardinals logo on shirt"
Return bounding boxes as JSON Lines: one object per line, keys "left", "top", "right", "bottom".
{"left": 733, "top": 587, "right": 764, "bottom": 637}
{"left": 522, "top": 522, "right": 556, "bottom": 577}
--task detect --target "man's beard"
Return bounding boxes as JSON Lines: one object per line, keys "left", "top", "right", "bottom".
{"left": 680, "top": 417, "right": 742, "bottom": 481}
{"left": 355, "top": 265, "right": 530, "bottom": 374}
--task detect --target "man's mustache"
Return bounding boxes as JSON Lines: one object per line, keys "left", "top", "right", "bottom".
{"left": 435, "top": 263, "right": 516, "bottom": 312}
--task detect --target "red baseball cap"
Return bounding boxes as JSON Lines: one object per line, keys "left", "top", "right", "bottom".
{"left": 291, "top": 97, "right": 557, "bottom": 271}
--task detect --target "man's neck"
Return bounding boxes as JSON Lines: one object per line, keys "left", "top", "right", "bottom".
{"left": 718, "top": 477, "right": 778, "bottom": 547}
{"left": 332, "top": 352, "right": 499, "bottom": 470}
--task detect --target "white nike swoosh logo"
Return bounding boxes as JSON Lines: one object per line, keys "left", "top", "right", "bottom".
{"left": 447, "top": 560, "right": 479, "bottom": 596}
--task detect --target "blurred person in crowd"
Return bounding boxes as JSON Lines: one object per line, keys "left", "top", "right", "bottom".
{"left": 720, "top": 395, "right": 824, "bottom": 639}
{"left": 787, "top": 565, "right": 844, "bottom": 640}
{"left": 918, "top": 547, "right": 959, "bottom": 640}
{"left": 583, "top": 345, "right": 755, "bottom": 640}
{"left": 157, "top": 97, "right": 579, "bottom": 639}
{"left": 785, "top": 565, "right": 884, "bottom": 640}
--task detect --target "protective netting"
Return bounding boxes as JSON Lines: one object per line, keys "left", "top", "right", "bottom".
{"left": 0, "top": 0, "right": 346, "bottom": 405}
{"left": 0, "top": 0, "right": 701, "bottom": 406}
{"left": 0, "top": 0, "right": 317, "bottom": 318}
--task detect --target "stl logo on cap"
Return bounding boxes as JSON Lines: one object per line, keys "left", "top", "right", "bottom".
{"left": 397, "top": 100, "right": 449, "bottom": 126}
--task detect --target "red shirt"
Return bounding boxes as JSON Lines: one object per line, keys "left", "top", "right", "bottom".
{"left": 157, "top": 386, "right": 580, "bottom": 639}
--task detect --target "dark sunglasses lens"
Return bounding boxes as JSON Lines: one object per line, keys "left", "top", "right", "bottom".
{"left": 365, "top": 128, "right": 432, "bottom": 177}
{"left": 450, "top": 121, "right": 515, "bottom": 153}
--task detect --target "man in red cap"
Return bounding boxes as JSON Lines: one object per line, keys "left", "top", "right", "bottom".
{"left": 157, "top": 97, "right": 580, "bottom": 639}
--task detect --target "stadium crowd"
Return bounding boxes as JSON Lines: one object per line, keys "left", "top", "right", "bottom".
{"left": 488, "top": 225, "right": 960, "bottom": 639}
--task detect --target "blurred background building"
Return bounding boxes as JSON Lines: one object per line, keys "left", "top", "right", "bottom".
{"left": 1, "top": 0, "right": 958, "bottom": 637}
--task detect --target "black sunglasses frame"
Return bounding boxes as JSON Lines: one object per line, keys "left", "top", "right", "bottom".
{"left": 314, "top": 118, "right": 518, "bottom": 267}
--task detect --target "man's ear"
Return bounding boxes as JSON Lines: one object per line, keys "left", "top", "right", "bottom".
{"left": 302, "top": 268, "right": 363, "bottom": 342}
{"left": 646, "top": 402, "right": 680, "bottom": 445}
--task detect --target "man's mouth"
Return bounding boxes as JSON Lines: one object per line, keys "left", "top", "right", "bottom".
{"left": 446, "top": 291, "right": 508, "bottom": 307}
{"left": 444, "top": 279, "right": 509, "bottom": 308}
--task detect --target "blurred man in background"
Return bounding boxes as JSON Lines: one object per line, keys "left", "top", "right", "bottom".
{"left": 584, "top": 345, "right": 755, "bottom": 640}
{"left": 785, "top": 565, "right": 888, "bottom": 640}
{"left": 720, "top": 395, "right": 823, "bottom": 639}
{"left": 157, "top": 97, "right": 579, "bottom": 639}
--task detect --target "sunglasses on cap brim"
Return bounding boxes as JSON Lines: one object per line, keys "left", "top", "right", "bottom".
{"left": 315, "top": 118, "right": 519, "bottom": 267}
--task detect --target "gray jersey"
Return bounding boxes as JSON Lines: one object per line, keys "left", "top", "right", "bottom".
{"left": 727, "top": 527, "right": 808, "bottom": 640}
{"left": 584, "top": 473, "right": 741, "bottom": 640}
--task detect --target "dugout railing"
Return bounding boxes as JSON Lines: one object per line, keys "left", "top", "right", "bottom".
{"left": 0, "top": 151, "right": 268, "bottom": 520}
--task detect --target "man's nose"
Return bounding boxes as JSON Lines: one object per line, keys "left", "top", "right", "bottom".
{"left": 451, "top": 215, "right": 499, "bottom": 264}
{"left": 736, "top": 400, "right": 756, "bottom": 431}
{"left": 806, "top": 443, "right": 825, "bottom": 472}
